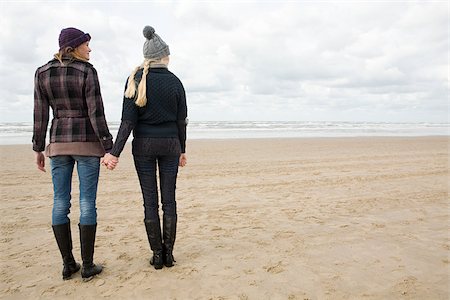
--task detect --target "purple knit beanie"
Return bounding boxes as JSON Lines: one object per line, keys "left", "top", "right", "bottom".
{"left": 58, "top": 27, "right": 91, "bottom": 50}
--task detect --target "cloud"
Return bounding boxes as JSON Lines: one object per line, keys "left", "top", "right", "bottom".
{"left": 0, "top": 1, "right": 448, "bottom": 122}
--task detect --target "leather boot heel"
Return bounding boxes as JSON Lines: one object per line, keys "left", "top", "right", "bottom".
{"left": 81, "top": 264, "right": 103, "bottom": 282}
{"left": 63, "top": 261, "right": 81, "bottom": 280}
{"left": 150, "top": 250, "right": 164, "bottom": 269}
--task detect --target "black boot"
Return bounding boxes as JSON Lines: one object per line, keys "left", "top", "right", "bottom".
{"left": 163, "top": 215, "right": 177, "bottom": 267}
{"left": 52, "top": 222, "right": 81, "bottom": 280}
{"left": 79, "top": 224, "right": 103, "bottom": 281}
{"left": 144, "top": 219, "right": 164, "bottom": 269}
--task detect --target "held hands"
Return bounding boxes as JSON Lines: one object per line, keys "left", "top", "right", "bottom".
{"left": 179, "top": 153, "right": 187, "bottom": 167}
{"left": 102, "top": 153, "right": 119, "bottom": 170}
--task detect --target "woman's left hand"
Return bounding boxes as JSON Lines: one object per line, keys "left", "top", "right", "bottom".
{"left": 35, "top": 151, "right": 46, "bottom": 172}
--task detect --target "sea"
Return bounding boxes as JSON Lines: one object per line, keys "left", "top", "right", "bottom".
{"left": 0, "top": 121, "right": 448, "bottom": 145}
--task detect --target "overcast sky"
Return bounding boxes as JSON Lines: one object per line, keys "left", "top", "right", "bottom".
{"left": 0, "top": 0, "right": 448, "bottom": 122}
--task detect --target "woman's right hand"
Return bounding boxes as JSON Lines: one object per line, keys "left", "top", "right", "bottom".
{"left": 179, "top": 153, "right": 187, "bottom": 167}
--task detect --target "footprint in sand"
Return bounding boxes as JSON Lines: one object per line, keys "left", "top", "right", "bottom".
{"left": 395, "top": 276, "right": 418, "bottom": 296}
{"left": 263, "top": 261, "right": 284, "bottom": 274}
{"left": 186, "top": 252, "right": 201, "bottom": 259}
{"left": 274, "top": 231, "right": 295, "bottom": 239}
{"left": 117, "top": 252, "right": 132, "bottom": 260}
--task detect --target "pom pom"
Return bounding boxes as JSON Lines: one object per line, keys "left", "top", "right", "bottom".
{"left": 143, "top": 26, "right": 155, "bottom": 40}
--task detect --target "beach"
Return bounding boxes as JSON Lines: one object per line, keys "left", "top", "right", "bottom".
{"left": 0, "top": 136, "right": 448, "bottom": 299}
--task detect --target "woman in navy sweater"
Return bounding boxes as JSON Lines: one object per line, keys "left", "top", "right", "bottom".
{"left": 103, "top": 26, "right": 187, "bottom": 269}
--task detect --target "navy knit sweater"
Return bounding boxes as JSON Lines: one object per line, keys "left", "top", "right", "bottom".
{"left": 110, "top": 67, "right": 187, "bottom": 157}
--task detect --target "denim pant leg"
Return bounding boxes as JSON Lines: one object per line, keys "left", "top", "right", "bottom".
{"left": 75, "top": 156, "right": 100, "bottom": 225}
{"left": 158, "top": 155, "right": 179, "bottom": 217}
{"left": 133, "top": 155, "right": 159, "bottom": 220}
{"left": 50, "top": 156, "right": 75, "bottom": 225}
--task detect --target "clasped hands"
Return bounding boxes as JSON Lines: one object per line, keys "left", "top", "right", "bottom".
{"left": 102, "top": 153, "right": 119, "bottom": 170}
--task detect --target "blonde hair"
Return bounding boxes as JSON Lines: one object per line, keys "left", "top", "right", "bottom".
{"left": 124, "top": 57, "right": 169, "bottom": 107}
{"left": 54, "top": 47, "right": 88, "bottom": 64}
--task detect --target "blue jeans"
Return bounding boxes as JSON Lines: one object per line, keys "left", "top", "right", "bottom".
{"left": 133, "top": 155, "right": 179, "bottom": 221}
{"left": 50, "top": 156, "right": 100, "bottom": 225}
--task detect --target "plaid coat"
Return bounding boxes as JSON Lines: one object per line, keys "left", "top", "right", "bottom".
{"left": 33, "top": 58, "right": 112, "bottom": 152}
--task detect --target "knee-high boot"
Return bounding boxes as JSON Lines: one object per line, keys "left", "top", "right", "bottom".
{"left": 79, "top": 224, "right": 103, "bottom": 281}
{"left": 144, "top": 219, "right": 164, "bottom": 269}
{"left": 163, "top": 214, "right": 177, "bottom": 267}
{"left": 52, "top": 221, "right": 81, "bottom": 280}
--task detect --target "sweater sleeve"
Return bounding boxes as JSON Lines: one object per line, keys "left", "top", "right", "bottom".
{"left": 109, "top": 120, "right": 135, "bottom": 157}
{"left": 32, "top": 69, "right": 49, "bottom": 152}
{"left": 109, "top": 82, "right": 139, "bottom": 157}
{"left": 176, "top": 82, "right": 188, "bottom": 153}
{"left": 85, "top": 67, "right": 113, "bottom": 151}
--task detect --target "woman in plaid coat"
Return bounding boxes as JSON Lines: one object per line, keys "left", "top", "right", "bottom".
{"left": 32, "top": 27, "right": 113, "bottom": 281}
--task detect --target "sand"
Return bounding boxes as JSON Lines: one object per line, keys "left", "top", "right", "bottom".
{"left": 0, "top": 137, "right": 448, "bottom": 299}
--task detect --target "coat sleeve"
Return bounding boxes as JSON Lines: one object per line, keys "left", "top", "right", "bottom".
{"left": 85, "top": 66, "right": 113, "bottom": 152}
{"left": 32, "top": 69, "right": 49, "bottom": 152}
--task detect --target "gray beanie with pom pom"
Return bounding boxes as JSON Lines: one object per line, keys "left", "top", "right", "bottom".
{"left": 142, "top": 26, "right": 170, "bottom": 59}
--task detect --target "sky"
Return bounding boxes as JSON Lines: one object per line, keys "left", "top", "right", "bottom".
{"left": 0, "top": 0, "right": 448, "bottom": 123}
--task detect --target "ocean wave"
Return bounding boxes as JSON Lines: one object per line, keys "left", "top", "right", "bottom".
{"left": 0, "top": 121, "right": 448, "bottom": 145}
